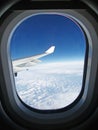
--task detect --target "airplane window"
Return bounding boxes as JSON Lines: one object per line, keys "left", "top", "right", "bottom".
{"left": 10, "top": 13, "right": 86, "bottom": 110}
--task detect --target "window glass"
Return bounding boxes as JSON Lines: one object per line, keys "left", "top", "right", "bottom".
{"left": 10, "top": 13, "right": 86, "bottom": 110}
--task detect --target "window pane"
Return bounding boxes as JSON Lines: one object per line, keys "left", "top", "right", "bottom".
{"left": 10, "top": 13, "right": 86, "bottom": 110}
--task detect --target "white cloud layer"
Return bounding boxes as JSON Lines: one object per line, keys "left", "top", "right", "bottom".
{"left": 15, "top": 61, "right": 84, "bottom": 110}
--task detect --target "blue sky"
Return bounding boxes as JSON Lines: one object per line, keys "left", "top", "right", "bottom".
{"left": 10, "top": 13, "right": 86, "bottom": 62}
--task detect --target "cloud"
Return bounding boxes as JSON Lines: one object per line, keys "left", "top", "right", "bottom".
{"left": 15, "top": 61, "right": 84, "bottom": 110}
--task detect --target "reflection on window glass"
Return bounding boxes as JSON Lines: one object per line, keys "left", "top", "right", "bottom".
{"left": 10, "top": 13, "right": 86, "bottom": 110}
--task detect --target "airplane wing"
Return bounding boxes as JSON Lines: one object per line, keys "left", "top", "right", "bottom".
{"left": 12, "top": 46, "right": 55, "bottom": 74}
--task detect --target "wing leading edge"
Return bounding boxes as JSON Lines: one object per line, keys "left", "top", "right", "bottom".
{"left": 12, "top": 46, "right": 55, "bottom": 74}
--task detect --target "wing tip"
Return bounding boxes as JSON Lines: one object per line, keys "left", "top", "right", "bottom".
{"left": 45, "top": 46, "right": 55, "bottom": 54}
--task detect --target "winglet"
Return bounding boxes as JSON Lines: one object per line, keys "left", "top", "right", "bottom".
{"left": 45, "top": 46, "right": 55, "bottom": 54}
